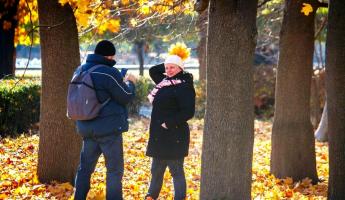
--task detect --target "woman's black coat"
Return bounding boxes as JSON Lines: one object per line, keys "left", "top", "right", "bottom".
{"left": 146, "top": 64, "right": 195, "bottom": 160}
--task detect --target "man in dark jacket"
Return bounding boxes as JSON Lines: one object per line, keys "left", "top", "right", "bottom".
{"left": 73, "top": 40, "right": 136, "bottom": 200}
{"left": 145, "top": 54, "right": 196, "bottom": 200}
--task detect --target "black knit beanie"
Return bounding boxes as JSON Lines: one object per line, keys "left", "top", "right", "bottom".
{"left": 94, "top": 40, "right": 116, "bottom": 56}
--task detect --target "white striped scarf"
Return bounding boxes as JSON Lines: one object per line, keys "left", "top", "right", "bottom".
{"left": 148, "top": 78, "right": 183, "bottom": 103}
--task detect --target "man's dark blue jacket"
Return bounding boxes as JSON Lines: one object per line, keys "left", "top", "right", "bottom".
{"left": 75, "top": 54, "right": 135, "bottom": 138}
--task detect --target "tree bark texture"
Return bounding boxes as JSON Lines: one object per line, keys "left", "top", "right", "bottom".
{"left": 271, "top": 0, "right": 318, "bottom": 183}
{"left": 197, "top": 9, "right": 208, "bottom": 81}
{"left": 325, "top": 0, "right": 345, "bottom": 198}
{"left": 37, "top": 0, "right": 81, "bottom": 184}
{"left": 310, "top": 75, "right": 321, "bottom": 129}
{"left": 0, "top": 0, "right": 19, "bottom": 79}
{"left": 200, "top": 0, "right": 257, "bottom": 199}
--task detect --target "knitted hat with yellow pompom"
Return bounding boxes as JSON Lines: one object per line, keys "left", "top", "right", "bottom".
{"left": 164, "top": 42, "right": 191, "bottom": 70}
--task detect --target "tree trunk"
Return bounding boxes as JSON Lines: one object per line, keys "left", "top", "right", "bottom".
{"left": 326, "top": 0, "right": 345, "bottom": 198}
{"left": 0, "top": 0, "right": 19, "bottom": 79}
{"left": 135, "top": 40, "right": 145, "bottom": 76}
{"left": 310, "top": 75, "right": 321, "bottom": 129}
{"left": 271, "top": 0, "right": 318, "bottom": 183}
{"left": 37, "top": 0, "right": 81, "bottom": 184}
{"left": 196, "top": 9, "right": 208, "bottom": 81}
{"left": 200, "top": 0, "right": 257, "bottom": 199}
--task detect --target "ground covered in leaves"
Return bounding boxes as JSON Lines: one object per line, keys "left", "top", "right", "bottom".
{"left": 0, "top": 118, "right": 328, "bottom": 199}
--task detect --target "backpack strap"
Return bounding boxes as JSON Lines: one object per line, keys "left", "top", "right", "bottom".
{"left": 85, "top": 64, "right": 106, "bottom": 73}
{"left": 71, "top": 64, "right": 106, "bottom": 84}
{"left": 86, "top": 64, "right": 111, "bottom": 106}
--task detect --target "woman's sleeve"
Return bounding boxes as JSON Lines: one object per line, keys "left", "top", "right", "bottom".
{"left": 149, "top": 63, "right": 165, "bottom": 84}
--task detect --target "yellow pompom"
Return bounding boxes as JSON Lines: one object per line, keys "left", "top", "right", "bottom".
{"left": 168, "top": 42, "right": 191, "bottom": 61}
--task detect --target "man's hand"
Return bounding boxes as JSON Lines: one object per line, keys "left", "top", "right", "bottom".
{"left": 125, "top": 74, "right": 137, "bottom": 84}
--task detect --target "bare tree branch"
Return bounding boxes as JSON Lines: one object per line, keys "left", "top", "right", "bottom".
{"left": 258, "top": 0, "right": 272, "bottom": 8}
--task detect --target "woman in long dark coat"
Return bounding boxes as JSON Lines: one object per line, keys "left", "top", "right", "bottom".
{"left": 145, "top": 54, "right": 195, "bottom": 200}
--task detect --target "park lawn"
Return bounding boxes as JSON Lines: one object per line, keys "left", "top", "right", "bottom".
{"left": 0, "top": 118, "right": 328, "bottom": 200}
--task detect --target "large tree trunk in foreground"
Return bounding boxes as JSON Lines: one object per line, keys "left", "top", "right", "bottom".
{"left": 310, "top": 75, "right": 321, "bottom": 129}
{"left": 200, "top": 0, "right": 257, "bottom": 199}
{"left": 0, "top": 0, "right": 19, "bottom": 79}
{"left": 271, "top": 0, "right": 318, "bottom": 183}
{"left": 326, "top": 0, "right": 345, "bottom": 198}
{"left": 37, "top": 0, "right": 81, "bottom": 184}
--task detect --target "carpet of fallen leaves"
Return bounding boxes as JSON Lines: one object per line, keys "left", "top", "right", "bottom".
{"left": 0, "top": 118, "right": 328, "bottom": 200}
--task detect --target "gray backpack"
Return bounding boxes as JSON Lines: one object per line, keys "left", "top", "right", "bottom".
{"left": 67, "top": 65, "right": 110, "bottom": 120}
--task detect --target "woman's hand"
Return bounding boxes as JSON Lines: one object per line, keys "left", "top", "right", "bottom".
{"left": 161, "top": 123, "right": 168, "bottom": 129}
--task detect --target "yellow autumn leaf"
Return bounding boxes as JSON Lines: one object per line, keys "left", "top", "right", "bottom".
{"left": 301, "top": 3, "right": 313, "bottom": 16}
{"left": 24, "top": 36, "right": 32, "bottom": 46}
{"left": 104, "top": 0, "right": 113, "bottom": 8}
{"left": 31, "top": 12, "right": 39, "bottom": 22}
{"left": 31, "top": 174, "right": 40, "bottom": 184}
{"left": 183, "top": 8, "right": 196, "bottom": 16}
{"left": 34, "top": 37, "right": 40, "bottom": 45}
{"left": 0, "top": 119, "right": 330, "bottom": 199}
{"left": 24, "top": 15, "right": 31, "bottom": 24}
{"left": 107, "top": 19, "right": 121, "bottom": 33}
{"left": 121, "top": 0, "right": 130, "bottom": 6}
{"left": 58, "top": 0, "right": 70, "bottom": 6}
{"left": 284, "top": 177, "right": 293, "bottom": 185}
{"left": 59, "top": 182, "right": 74, "bottom": 190}
{"left": 76, "top": 12, "right": 89, "bottom": 27}
{"left": 138, "top": 0, "right": 149, "bottom": 6}
{"left": 153, "top": 5, "right": 168, "bottom": 13}
{"left": 77, "top": 0, "right": 89, "bottom": 12}
{"left": 97, "top": 23, "right": 108, "bottom": 35}
{"left": 261, "top": 8, "right": 271, "bottom": 15}
{"left": 140, "top": 5, "right": 151, "bottom": 15}
{"left": 130, "top": 18, "right": 138, "bottom": 27}
{"left": 13, "top": 185, "right": 30, "bottom": 195}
